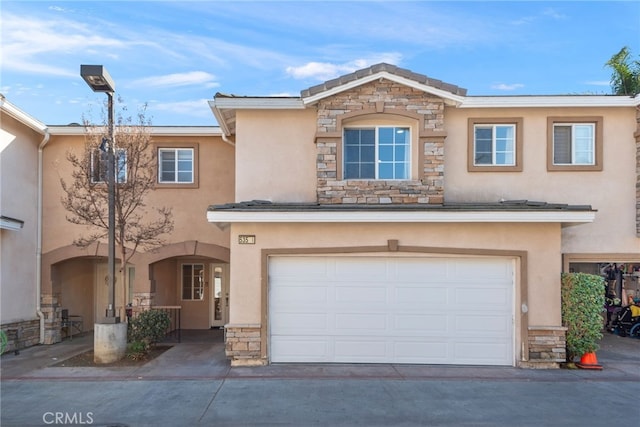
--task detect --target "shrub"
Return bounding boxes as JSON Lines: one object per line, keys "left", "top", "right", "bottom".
{"left": 128, "top": 309, "right": 171, "bottom": 348}
{"left": 561, "top": 273, "right": 605, "bottom": 361}
{"left": 127, "top": 340, "right": 148, "bottom": 360}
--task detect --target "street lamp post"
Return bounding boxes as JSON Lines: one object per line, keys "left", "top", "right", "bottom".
{"left": 80, "top": 65, "right": 119, "bottom": 323}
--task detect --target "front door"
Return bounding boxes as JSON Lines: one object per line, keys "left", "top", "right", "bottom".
{"left": 95, "top": 261, "right": 126, "bottom": 322}
{"left": 210, "top": 264, "right": 229, "bottom": 328}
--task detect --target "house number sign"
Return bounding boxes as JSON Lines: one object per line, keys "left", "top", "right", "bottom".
{"left": 238, "top": 235, "right": 256, "bottom": 244}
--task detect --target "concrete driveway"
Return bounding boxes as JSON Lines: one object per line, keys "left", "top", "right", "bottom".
{"left": 1, "top": 330, "right": 638, "bottom": 426}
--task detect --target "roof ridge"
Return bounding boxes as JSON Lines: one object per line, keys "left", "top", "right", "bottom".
{"left": 300, "top": 62, "right": 467, "bottom": 98}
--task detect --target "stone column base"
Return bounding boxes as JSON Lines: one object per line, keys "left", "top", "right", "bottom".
{"left": 225, "top": 324, "right": 267, "bottom": 366}
{"left": 522, "top": 326, "right": 567, "bottom": 369}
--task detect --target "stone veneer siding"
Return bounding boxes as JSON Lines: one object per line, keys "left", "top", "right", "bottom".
{"left": 41, "top": 293, "right": 61, "bottom": 344}
{"left": 522, "top": 326, "right": 567, "bottom": 369}
{"left": 1, "top": 319, "right": 40, "bottom": 354}
{"left": 225, "top": 324, "right": 266, "bottom": 366}
{"left": 315, "top": 80, "right": 446, "bottom": 204}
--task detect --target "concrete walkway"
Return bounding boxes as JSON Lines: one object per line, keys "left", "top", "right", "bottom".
{"left": 1, "top": 331, "right": 638, "bottom": 426}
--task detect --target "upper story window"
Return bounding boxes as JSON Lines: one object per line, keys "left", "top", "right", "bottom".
{"left": 547, "top": 117, "right": 602, "bottom": 171}
{"left": 344, "top": 127, "right": 410, "bottom": 180}
{"left": 159, "top": 148, "right": 194, "bottom": 184}
{"left": 473, "top": 124, "right": 515, "bottom": 166}
{"left": 467, "top": 118, "right": 523, "bottom": 172}
{"left": 91, "top": 149, "right": 127, "bottom": 183}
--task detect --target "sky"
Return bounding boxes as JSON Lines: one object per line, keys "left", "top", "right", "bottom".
{"left": 1, "top": 0, "right": 639, "bottom": 126}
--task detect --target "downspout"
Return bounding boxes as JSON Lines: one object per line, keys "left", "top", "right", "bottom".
{"left": 36, "top": 130, "right": 51, "bottom": 344}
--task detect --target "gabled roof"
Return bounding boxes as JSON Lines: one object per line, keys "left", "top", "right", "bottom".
{"left": 300, "top": 63, "right": 467, "bottom": 105}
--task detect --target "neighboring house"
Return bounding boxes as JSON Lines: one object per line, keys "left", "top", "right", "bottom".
{"left": 208, "top": 63, "right": 640, "bottom": 368}
{"left": 1, "top": 97, "right": 234, "bottom": 348}
{"left": 0, "top": 96, "right": 47, "bottom": 353}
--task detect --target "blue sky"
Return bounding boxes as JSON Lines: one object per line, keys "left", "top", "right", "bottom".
{"left": 2, "top": 1, "right": 639, "bottom": 126}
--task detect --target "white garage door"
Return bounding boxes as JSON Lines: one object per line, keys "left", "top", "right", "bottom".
{"left": 269, "top": 256, "right": 514, "bottom": 365}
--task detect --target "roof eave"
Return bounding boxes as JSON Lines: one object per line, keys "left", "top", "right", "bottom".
{"left": 460, "top": 95, "right": 640, "bottom": 108}
{"left": 47, "top": 125, "right": 222, "bottom": 136}
{"left": 206, "top": 209, "right": 596, "bottom": 224}
{"left": 0, "top": 96, "right": 48, "bottom": 134}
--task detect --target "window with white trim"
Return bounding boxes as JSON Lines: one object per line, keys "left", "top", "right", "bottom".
{"left": 181, "top": 263, "right": 204, "bottom": 301}
{"left": 473, "top": 124, "right": 515, "bottom": 166}
{"left": 344, "top": 127, "right": 410, "bottom": 180}
{"left": 159, "top": 148, "right": 194, "bottom": 183}
{"left": 91, "top": 149, "right": 127, "bottom": 183}
{"left": 552, "top": 123, "right": 595, "bottom": 165}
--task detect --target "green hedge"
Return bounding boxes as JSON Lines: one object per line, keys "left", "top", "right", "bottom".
{"left": 128, "top": 309, "right": 171, "bottom": 347}
{"left": 561, "top": 273, "right": 605, "bottom": 361}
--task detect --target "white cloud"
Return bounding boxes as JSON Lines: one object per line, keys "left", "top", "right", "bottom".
{"left": 151, "top": 99, "right": 212, "bottom": 117}
{"left": 491, "top": 83, "right": 525, "bottom": 91}
{"left": 584, "top": 80, "right": 611, "bottom": 87}
{"left": 130, "top": 72, "right": 219, "bottom": 89}
{"left": 0, "top": 12, "right": 131, "bottom": 76}
{"left": 286, "top": 54, "right": 403, "bottom": 81}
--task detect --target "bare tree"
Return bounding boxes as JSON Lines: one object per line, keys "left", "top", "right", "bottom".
{"left": 60, "top": 101, "right": 174, "bottom": 315}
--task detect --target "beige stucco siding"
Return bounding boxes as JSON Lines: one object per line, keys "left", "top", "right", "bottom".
{"left": 0, "top": 114, "right": 40, "bottom": 323}
{"left": 228, "top": 222, "right": 562, "bottom": 330}
{"left": 235, "top": 109, "right": 317, "bottom": 203}
{"left": 41, "top": 134, "right": 234, "bottom": 254}
{"left": 444, "top": 107, "right": 639, "bottom": 255}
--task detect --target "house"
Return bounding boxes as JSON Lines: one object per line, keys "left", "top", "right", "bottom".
{"left": 1, "top": 98, "right": 234, "bottom": 347}
{"left": 207, "top": 63, "right": 640, "bottom": 368}
{"left": 2, "top": 63, "right": 638, "bottom": 368}
{"left": 0, "top": 96, "right": 47, "bottom": 353}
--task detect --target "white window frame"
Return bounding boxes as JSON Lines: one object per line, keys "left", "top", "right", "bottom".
{"left": 90, "top": 148, "right": 127, "bottom": 184}
{"left": 159, "top": 148, "right": 194, "bottom": 184}
{"left": 343, "top": 126, "right": 411, "bottom": 180}
{"left": 181, "top": 263, "right": 204, "bottom": 301}
{"left": 473, "top": 124, "right": 516, "bottom": 166}
{"left": 552, "top": 123, "right": 595, "bottom": 166}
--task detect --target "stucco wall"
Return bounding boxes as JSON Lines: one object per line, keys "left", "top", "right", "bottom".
{"left": 0, "top": 114, "right": 40, "bottom": 324}
{"left": 228, "top": 222, "right": 562, "bottom": 330}
{"left": 444, "top": 106, "right": 639, "bottom": 255}
{"left": 235, "top": 109, "right": 317, "bottom": 203}
{"left": 41, "top": 133, "right": 234, "bottom": 254}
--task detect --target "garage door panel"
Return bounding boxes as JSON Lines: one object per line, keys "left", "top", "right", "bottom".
{"left": 455, "top": 287, "right": 511, "bottom": 307}
{"left": 271, "top": 337, "right": 330, "bottom": 362}
{"left": 335, "top": 313, "right": 386, "bottom": 330}
{"left": 453, "top": 341, "right": 511, "bottom": 364}
{"left": 394, "top": 314, "right": 447, "bottom": 333}
{"left": 334, "top": 339, "right": 388, "bottom": 360}
{"left": 269, "top": 257, "right": 331, "bottom": 278}
{"left": 335, "top": 286, "right": 387, "bottom": 303}
{"left": 269, "top": 256, "right": 514, "bottom": 366}
{"left": 395, "top": 285, "right": 447, "bottom": 305}
{"left": 271, "top": 312, "right": 328, "bottom": 332}
{"left": 451, "top": 259, "right": 512, "bottom": 280}
{"left": 334, "top": 258, "right": 389, "bottom": 280}
{"left": 454, "top": 314, "right": 511, "bottom": 335}
{"left": 395, "top": 259, "right": 448, "bottom": 280}
{"left": 271, "top": 286, "right": 328, "bottom": 305}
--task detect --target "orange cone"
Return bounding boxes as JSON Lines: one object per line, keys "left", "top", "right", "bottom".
{"left": 576, "top": 352, "right": 603, "bottom": 370}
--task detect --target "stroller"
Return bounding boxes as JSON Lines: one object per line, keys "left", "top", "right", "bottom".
{"left": 610, "top": 305, "right": 640, "bottom": 337}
